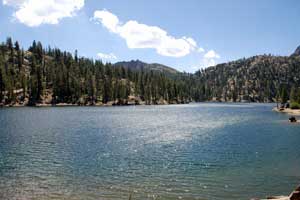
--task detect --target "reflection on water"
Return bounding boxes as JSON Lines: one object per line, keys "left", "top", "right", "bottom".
{"left": 0, "top": 103, "right": 299, "bottom": 200}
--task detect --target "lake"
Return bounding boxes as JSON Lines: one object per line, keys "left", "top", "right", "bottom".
{"left": 0, "top": 103, "right": 299, "bottom": 200}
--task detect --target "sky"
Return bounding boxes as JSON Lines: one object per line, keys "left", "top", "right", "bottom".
{"left": 0, "top": 0, "right": 300, "bottom": 72}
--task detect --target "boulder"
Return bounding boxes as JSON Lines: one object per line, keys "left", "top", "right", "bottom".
{"left": 289, "top": 116, "right": 297, "bottom": 123}
{"left": 290, "top": 186, "right": 300, "bottom": 200}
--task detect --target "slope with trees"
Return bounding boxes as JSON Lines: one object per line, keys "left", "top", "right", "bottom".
{"left": 1, "top": 37, "right": 300, "bottom": 107}
{"left": 0, "top": 37, "right": 202, "bottom": 106}
{"left": 195, "top": 50, "right": 300, "bottom": 104}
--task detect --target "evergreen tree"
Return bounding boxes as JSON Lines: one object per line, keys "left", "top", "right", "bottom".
{"left": 290, "top": 86, "right": 297, "bottom": 103}
{"left": 28, "top": 57, "right": 38, "bottom": 105}
{"left": 36, "top": 64, "right": 42, "bottom": 102}
{"left": 102, "top": 76, "right": 111, "bottom": 104}
{"left": 0, "top": 66, "right": 4, "bottom": 103}
{"left": 280, "top": 85, "right": 288, "bottom": 104}
{"left": 14, "top": 41, "right": 20, "bottom": 51}
{"left": 6, "top": 37, "right": 13, "bottom": 50}
{"left": 297, "top": 88, "right": 300, "bottom": 104}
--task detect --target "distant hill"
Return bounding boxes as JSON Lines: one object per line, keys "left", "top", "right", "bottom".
{"left": 292, "top": 45, "right": 300, "bottom": 57}
{"left": 195, "top": 53, "right": 300, "bottom": 102}
{"left": 114, "top": 60, "right": 179, "bottom": 75}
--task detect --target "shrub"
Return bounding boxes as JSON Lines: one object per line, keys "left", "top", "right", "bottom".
{"left": 290, "top": 102, "right": 300, "bottom": 110}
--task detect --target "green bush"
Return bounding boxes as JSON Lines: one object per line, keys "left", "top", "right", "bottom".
{"left": 290, "top": 102, "right": 300, "bottom": 109}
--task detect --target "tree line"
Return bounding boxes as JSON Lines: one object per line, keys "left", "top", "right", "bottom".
{"left": 0, "top": 37, "right": 204, "bottom": 106}
{"left": 1, "top": 37, "right": 300, "bottom": 107}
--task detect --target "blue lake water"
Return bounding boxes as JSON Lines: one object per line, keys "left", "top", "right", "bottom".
{"left": 0, "top": 103, "right": 299, "bottom": 200}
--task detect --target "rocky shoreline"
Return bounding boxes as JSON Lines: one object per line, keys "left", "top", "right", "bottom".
{"left": 273, "top": 107, "right": 300, "bottom": 115}
{"left": 253, "top": 185, "right": 300, "bottom": 200}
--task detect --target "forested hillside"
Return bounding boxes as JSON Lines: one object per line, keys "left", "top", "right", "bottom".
{"left": 0, "top": 38, "right": 202, "bottom": 106}
{"left": 0, "top": 37, "right": 300, "bottom": 107}
{"left": 195, "top": 51, "right": 300, "bottom": 103}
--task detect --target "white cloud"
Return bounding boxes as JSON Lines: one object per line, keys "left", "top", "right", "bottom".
{"left": 198, "top": 47, "right": 205, "bottom": 53}
{"left": 93, "top": 10, "right": 198, "bottom": 58}
{"left": 97, "top": 52, "right": 117, "bottom": 60}
{"left": 3, "top": 0, "right": 23, "bottom": 6}
{"left": 202, "top": 50, "right": 220, "bottom": 68}
{"left": 2, "top": 0, "right": 84, "bottom": 27}
{"left": 93, "top": 10, "right": 119, "bottom": 33}
{"left": 204, "top": 50, "right": 220, "bottom": 59}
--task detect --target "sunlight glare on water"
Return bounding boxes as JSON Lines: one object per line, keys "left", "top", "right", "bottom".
{"left": 0, "top": 103, "right": 299, "bottom": 200}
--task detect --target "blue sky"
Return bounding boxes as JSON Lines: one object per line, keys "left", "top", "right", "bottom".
{"left": 0, "top": 0, "right": 300, "bottom": 72}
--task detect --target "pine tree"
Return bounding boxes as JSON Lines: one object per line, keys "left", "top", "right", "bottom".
{"left": 297, "top": 88, "right": 300, "bottom": 104}
{"left": 280, "top": 85, "right": 288, "bottom": 104}
{"left": 29, "top": 40, "right": 37, "bottom": 53}
{"left": 290, "top": 86, "right": 297, "bottom": 103}
{"left": 16, "top": 43, "right": 23, "bottom": 71}
{"left": 36, "top": 64, "right": 43, "bottom": 102}
{"left": 75, "top": 50, "right": 78, "bottom": 63}
{"left": 125, "top": 79, "right": 131, "bottom": 98}
{"left": 87, "top": 71, "right": 96, "bottom": 104}
{"left": 28, "top": 57, "right": 38, "bottom": 105}
{"left": 0, "top": 66, "right": 4, "bottom": 103}
{"left": 102, "top": 77, "right": 111, "bottom": 104}
{"left": 14, "top": 41, "right": 20, "bottom": 51}
{"left": 6, "top": 37, "right": 13, "bottom": 50}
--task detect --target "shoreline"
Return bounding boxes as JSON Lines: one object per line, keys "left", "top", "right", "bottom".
{"left": 1, "top": 101, "right": 276, "bottom": 108}
{"left": 0, "top": 102, "right": 278, "bottom": 108}
{"left": 256, "top": 185, "right": 300, "bottom": 200}
{"left": 273, "top": 107, "right": 300, "bottom": 115}
{"left": 0, "top": 101, "right": 187, "bottom": 108}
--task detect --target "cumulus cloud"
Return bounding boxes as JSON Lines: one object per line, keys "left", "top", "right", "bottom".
{"left": 202, "top": 50, "right": 220, "bottom": 67}
{"left": 97, "top": 52, "right": 117, "bottom": 60}
{"left": 204, "top": 50, "right": 220, "bottom": 59}
{"left": 93, "top": 10, "right": 199, "bottom": 58}
{"left": 198, "top": 47, "right": 205, "bottom": 53}
{"left": 2, "top": 0, "right": 84, "bottom": 27}
{"left": 3, "top": 0, "right": 24, "bottom": 6}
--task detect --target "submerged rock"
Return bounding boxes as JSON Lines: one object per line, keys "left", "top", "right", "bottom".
{"left": 289, "top": 116, "right": 297, "bottom": 123}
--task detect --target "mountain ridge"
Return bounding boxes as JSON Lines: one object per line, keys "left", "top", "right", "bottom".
{"left": 114, "top": 60, "right": 179, "bottom": 75}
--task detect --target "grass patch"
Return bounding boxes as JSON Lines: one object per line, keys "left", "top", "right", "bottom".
{"left": 290, "top": 102, "right": 300, "bottom": 109}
